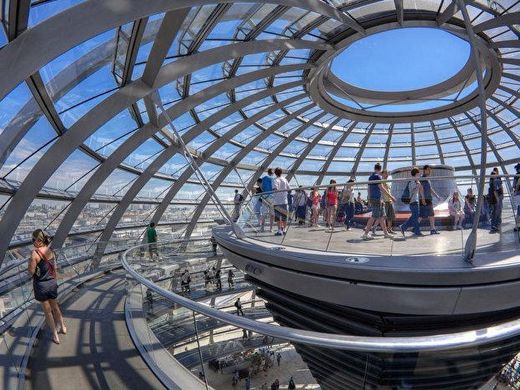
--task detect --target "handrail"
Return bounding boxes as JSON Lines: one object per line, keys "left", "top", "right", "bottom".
{"left": 247, "top": 173, "right": 518, "bottom": 197}
{"left": 122, "top": 241, "right": 520, "bottom": 353}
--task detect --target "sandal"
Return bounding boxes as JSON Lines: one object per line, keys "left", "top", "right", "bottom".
{"left": 52, "top": 332, "right": 60, "bottom": 344}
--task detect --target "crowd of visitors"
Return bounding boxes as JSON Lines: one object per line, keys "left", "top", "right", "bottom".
{"left": 243, "top": 162, "right": 519, "bottom": 239}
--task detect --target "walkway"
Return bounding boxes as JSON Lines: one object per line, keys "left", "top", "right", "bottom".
{"left": 25, "top": 271, "right": 164, "bottom": 390}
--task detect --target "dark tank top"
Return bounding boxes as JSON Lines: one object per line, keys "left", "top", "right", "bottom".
{"left": 33, "top": 249, "right": 56, "bottom": 283}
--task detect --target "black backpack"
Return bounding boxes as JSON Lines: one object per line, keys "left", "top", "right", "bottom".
{"left": 401, "top": 181, "right": 411, "bottom": 204}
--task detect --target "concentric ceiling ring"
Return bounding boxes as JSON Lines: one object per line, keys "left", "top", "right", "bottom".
{"left": 308, "top": 19, "right": 503, "bottom": 123}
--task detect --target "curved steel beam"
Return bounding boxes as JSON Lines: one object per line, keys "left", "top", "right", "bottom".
{"left": 182, "top": 103, "right": 318, "bottom": 238}
{"left": 91, "top": 92, "right": 308, "bottom": 265}
{"left": 315, "top": 121, "right": 357, "bottom": 185}
{"left": 0, "top": 39, "right": 326, "bottom": 265}
{"left": 0, "top": 0, "right": 355, "bottom": 101}
{"left": 286, "top": 117, "right": 341, "bottom": 182}
{"left": 52, "top": 68, "right": 308, "bottom": 249}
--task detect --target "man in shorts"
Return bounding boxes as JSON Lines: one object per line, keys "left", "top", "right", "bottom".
{"left": 261, "top": 168, "right": 275, "bottom": 231}
{"left": 362, "top": 163, "right": 395, "bottom": 240}
{"left": 272, "top": 168, "right": 290, "bottom": 236}
{"left": 419, "top": 165, "right": 441, "bottom": 235}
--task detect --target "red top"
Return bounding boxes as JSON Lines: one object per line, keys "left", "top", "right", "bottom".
{"left": 326, "top": 190, "right": 338, "bottom": 206}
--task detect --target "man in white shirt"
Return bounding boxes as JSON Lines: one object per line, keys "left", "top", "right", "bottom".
{"left": 272, "top": 167, "right": 290, "bottom": 236}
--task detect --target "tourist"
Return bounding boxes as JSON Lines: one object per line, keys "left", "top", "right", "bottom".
{"left": 293, "top": 186, "right": 308, "bottom": 225}
{"left": 272, "top": 167, "right": 290, "bottom": 236}
{"left": 464, "top": 188, "right": 476, "bottom": 228}
{"left": 355, "top": 191, "right": 366, "bottom": 214}
{"left": 419, "top": 165, "right": 441, "bottom": 234}
{"left": 276, "top": 352, "right": 281, "bottom": 366}
{"left": 29, "top": 229, "right": 66, "bottom": 344}
{"left": 287, "top": 190, "right": 294, "bottom": 221}
{"left": 449, "top": 191, "right": 464, "bottom": 230}
{"left": 262, "top": 168, "right": 275, "bottom": 231}
{"left": 181, "top": 269, "right": 191, "bottom": 293}
{"left": 204, "top": 270, "right": 211, "bottom": 290}
{"left": 245, "top": 376, "right": 251, "bottom": 390}
{"left": 288, "top": 376, "right": 296, "bottom": 390}
{"left": 340, "top": 178, "right": 356, "bottom": 230}
{"left": 146, "top": 288, "right": 154, "bottom": 313}
{"left": 233, "top": 189, "right": 244, "bottom": 222}
{"left": 310, "top": 187, "right": 321, "bottom": 227}
{"left": 325, "top": 179, "right": 339, "bottom": 231}
{"left": 228, "top": 269, "right": 235, "bottom": 288}
{"left": 146, "top": 222, "right": 158, "bottom": 259}
{"left": 362, "top": 163, "right": 395, "bottom": 240}
{"left": 235, "top": 297, "right": 245, "bottom": 316}
{"left": 489, "top": 167, "right": 503, "bottom": 233}
{"left": 215, "top": 268, "right": 222, "bottom": 290}
{"left": 211, "top": 235, "right": 218, "bottom": 256}
{"left": 400, "top": 167, "right": 425, "bottom": 237}
{"left": 514, "top": 163, "right": 520, "bottom": 232}
{"left": 381, "top": 170, "right": 396, "bottom": 234}
{"left": 254, "top": 178, "right": 265, "bottom": 229}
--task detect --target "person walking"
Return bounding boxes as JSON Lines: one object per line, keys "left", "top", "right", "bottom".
{"left": 325, "top": 180, "right": 339, "bottom": 232}
{"left": 235, "top": 297, "right": 245, "bottom": 316}
{"left": 489, "top": 167, "right": 504, "bottom": 233}
{"left": 272, "top": 168, "right": 290, "bottom": 236}
{"left": 341, "top": 178, "right": 356, "bottom": 230}
{"left": 233, "top": 189, "right": 244, "bottom": 222}
{"left": 448, "top": 191, "right": 464, "bottom": 230}
{"left": 254, "top": 178, "right": 265, "bottom": 229}
{"left": 513, "top": 163, "right": 520, "bottom": 232}
{"left": 464, "top": 188, "right": 476, "bottom": 228}
{"left": 262, "top": 168, "right": 275, "bottom": 231}
{"left": 276, "top": 352, "right": 281, "bottom": 366}
{"left": 181, "top": 269, "right": 191, "bottom": 293}
{"left": 381, "top": 170, "right": 396, "bottom": 234}
{"left": 146, "top": 222, "right": 158, "bottom": 259}
{"left": 288, "top": 376, "right": 296, "bottom": 390}
{"left": 309, "top": 187, "right": 321, "bottom": 227}
{"left": 293, "top": 186, "right": 307, "bottom": 225}
{"left": 211, "top": 236, "right": 218, "bottom": 256}
{"left": 419, "top": 165, "right": 441, "bottom": 235}
{"left": 362, "top": 163, "right": 395, "bottom": 240}
{"left": 215, "top": 268, "right": 222, "bottom": 290}
{"left": 29, "top": 229, "right": 66, "bottom": 344}
{"left": 146, "top": 288, "right": 154, "bottom": 313}
{"left": 228, "top": 269, "right": 235, "bottom": 288}
{"left": 245, "top": 376, "right": 251, "bottom": 390}
{"left": 400, "top": 167, "right": 425, "bottom": 237}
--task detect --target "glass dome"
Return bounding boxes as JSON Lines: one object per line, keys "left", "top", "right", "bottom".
{"left": 0, "top": 0, "right": 518, "bottom": 265}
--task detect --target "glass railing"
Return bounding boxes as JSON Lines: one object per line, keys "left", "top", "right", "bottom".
{"left": 122, "top": 239, "right": 520, "bottom": 389}
{"left": 0, "top": 239, "right": 132, "bottom": 329}
{"left": 234, "top": 174, "right": 519, "bottom": 262}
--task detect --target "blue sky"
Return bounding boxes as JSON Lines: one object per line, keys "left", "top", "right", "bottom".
{"left": 331, "top": 27, "right": 471, "bottom": 92}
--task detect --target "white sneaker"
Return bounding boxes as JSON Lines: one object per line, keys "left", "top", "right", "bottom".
{"left": 362, "top": 233, "right": 374, "bottom": 241}
{"left": 384, "top": 233, "right": 393, "bottom": 239}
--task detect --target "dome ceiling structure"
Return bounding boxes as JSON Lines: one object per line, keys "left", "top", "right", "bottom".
{"left": 0, "top": 0, "right": 518, "bottom": 265}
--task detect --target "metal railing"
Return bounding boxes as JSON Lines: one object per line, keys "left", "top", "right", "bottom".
{"left": 234, "top": 173, "right": 519, "bottom": 261}
{"left": 122, "top": 239, "right": 520, "bottom": 354}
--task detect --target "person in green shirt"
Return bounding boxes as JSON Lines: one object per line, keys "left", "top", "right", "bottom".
{"left": 146, "top": 222, "right": 158, "bottom": 259}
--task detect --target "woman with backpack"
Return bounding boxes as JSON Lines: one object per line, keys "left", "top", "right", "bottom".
{"left": 399, "top": 167, "right": 425, "bottom": 237}
{"left": 28, "top": 229, "right": 66, "bottom": 344}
